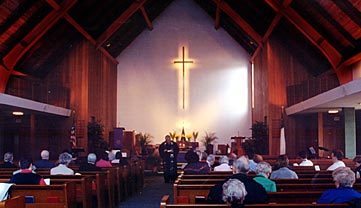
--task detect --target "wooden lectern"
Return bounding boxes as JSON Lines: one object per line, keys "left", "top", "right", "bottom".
{"left": 231, "top": 136, "right": 245, "bottom": 156}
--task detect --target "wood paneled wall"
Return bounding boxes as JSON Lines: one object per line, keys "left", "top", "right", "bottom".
{"left": 50, "top": 40, "right": 117, "bottom": 153}
{"left": 2, "top": 39, "right": 117, "bottom": 159}
{"left": 253, "top": 37, "right": 317, "bottom": 157}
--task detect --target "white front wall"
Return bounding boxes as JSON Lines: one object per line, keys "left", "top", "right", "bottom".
{"left": 116, "top": 0, "right": 251, "bottom": 149}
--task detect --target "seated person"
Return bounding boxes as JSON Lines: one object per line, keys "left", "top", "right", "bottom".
{"left": 253, "top": 161, "right": 276, "bottom": 192}
{"left": 79, "top": 153, "right": 101, "bottom": 171}
{"left": 327, "top": 149, "right": 346, "bottom": 171}
{"left": 207, "top": 156, "right": 268, "bottom": 204}
{"left": 297, "top": 150, "right": 313, "bottom": 166}
{"left": 353, "top": 155, "right": 361, "bottom": 179}
{"left": 214, "top": 156, "right": 232, "bottom": 172}
{"left": 222, "top": 179, "right": 247, "bottom": 208}
{"left": 206, "top": 154, "right": 215, "bottom": 169}
{"left": 270, "top": 154, "right": 298, "bottom": 179}
{"left": 96, "top": 151, "right": 112, "bottom": 167}
{"left": 249, "top": 154, "right": 263, "bottom": 172}
{"left": 9, "top": 158, "right": 46, "bottom": 185}
{"left": 0, "top": 152, "right": 17, "bottom": 168}
{"left": 50, "top": 152, "right": 74, "bottom": 175}
{"left": 183, "top": 150, "right": 210, "bottom": 174}
{"left": 317, "top": 167, "right": 361, "bottom": 204}
{"left": 34, "top": 150, "right": 56, "bottom": 168}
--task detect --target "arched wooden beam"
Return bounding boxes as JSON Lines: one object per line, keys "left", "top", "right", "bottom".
{"left": 96, "top": 0, "right": 149, "bottom": 49}
{"left": 265, "top": 0, "right": 342, "bottom": 70}
{"left": 212, "top": 0, "right": 262, "bottom": 46}
{"left": 335, "top": 52, "right": 361, "bottom": 85}
{"left": 1, "top": 0, "right": 77, "bottom": 93}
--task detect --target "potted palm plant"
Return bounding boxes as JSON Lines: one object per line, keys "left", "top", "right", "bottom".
{"left": 202, "top": 132, "right": 218, "bottom": 155}
{"left": 138, "top": 132, "right": 153, "bottom": 155}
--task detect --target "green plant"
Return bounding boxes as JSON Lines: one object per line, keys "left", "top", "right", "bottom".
{"left": 87, "top": 116, "right": 108, "bottom": 153}
{"left": 243, "top": 120, "right": 269, "bottom": 155}
{"left": 137, "top": 132, "right": 153, "bottom": 155}
{"left": 201, "top": 132, "right": 218, "bottom": 147}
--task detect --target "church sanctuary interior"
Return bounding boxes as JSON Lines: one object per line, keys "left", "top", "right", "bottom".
{"left": 1, "top": 0, "right": 361, "bottom": 207}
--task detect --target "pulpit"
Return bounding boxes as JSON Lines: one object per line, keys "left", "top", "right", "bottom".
{"left": 231, "top": 136, "right": 245, "bottom": 156}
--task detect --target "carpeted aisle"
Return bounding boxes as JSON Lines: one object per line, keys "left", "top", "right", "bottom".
{"left": 118, "top": 173, "right": 174, "bottom": 208}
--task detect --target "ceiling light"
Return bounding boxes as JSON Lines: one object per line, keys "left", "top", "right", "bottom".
{"left": 106, "top": 43, "right": 111, "bottom": 47}
{"left": 12, "top": 111, "right": 24, "bottom": 116}
{"left": 328, "top": 110, "right": 339, "bottom": 114}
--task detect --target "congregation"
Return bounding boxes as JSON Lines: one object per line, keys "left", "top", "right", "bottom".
{"left": 1, "top": 144, "right": 361, "bottom": 207}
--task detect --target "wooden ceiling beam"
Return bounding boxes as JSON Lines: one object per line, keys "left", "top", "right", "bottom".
{"left": 251, "top": 13, "right": 283, "bottom": 62}
{"left": 332, "top": 0, "right": 361, "bottom": 27}
{"left": 251, "top": 0, "right": 292, "bottom": 62}
{"left": 212, "top": 0, "right": 262, "bottom": 45}
{"left": 96, "top": 0, "right": 148, "bottom": 49}
{"left": 2, "top": 0, "right": 77, "bottom": 70}
{"left": 140, "top": 6, "right": 153, "bottom": 30}
{"left": 46, "top": 0, "right": 118, "bottom": 64}
{"left": 265, "top": 0, "right": 342, "bottom": 70}
{"left": 334, "top": 52, "right": 361, "bottom": 85}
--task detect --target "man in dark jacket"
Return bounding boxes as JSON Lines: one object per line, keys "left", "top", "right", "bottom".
{"left": 159, "top": 135, "right": 179, "bottom": 183}
{"left": 10, "top": 158, "right": 45, "bottom": 185}
{"left": 207, "top": 156, "right": 268, "bottom": 204}
{"left": 79, "top": 153, "right": 101, "bottom": 171}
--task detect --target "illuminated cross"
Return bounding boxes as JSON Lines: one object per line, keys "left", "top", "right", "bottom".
{"left": 174, "top": 47, "right": 194, "bottom": 109}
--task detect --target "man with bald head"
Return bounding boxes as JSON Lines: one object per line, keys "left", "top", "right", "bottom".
{"left": 34, "top": 150, "right": 55, "bottom": 168}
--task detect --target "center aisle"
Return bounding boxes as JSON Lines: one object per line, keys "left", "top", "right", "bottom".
{"left": 118, "top": 173, "right": 174, "bottom": 208}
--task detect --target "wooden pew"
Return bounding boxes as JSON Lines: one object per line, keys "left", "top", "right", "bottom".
{"left": 77, "top": 171, "right": 108, "bottom": 208}
{"left": 173, "top": 183, "right": 333, "bottom": 204}
{"left": 8, "top": 182, "right": 76, "bottom": 208}
{"left": 0, "top": 175, "right": 93, "bottom": 208}
{"left": 161, "top": 195, "right": 350, "bottom": 208}
{"left": 46, "top": 175, "right": 93, "bottom": 208}
{"left": 102, "top": 166, "right": 122, "bottom": 205}
{"left": 0, "top": 196, "right": 25, "bottom": 208}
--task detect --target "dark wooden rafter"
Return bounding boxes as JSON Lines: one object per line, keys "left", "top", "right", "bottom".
{"left": 212, "top": 0, "right": 262, "bottom": 45}
{"left": 332, "top": 0, "right": 361, "bottom": 27}
{"left": 0, "top": 0, "right": 77, "bottom": 93}
{"left": 250, "top": 13, "right": 283, "bottom": 62}
{"left": 265, "top": 0, "right": 343, "bottom": 70}
{"left": 45, "top": 0, "right": 118, "bottom": 64}
{"left": 308, "top": 1, "right": 358, "bottom": 48}
{"left": 96, "top": 0, "right": 151, "bottom": 49}
{"left": 251, "top": 0, "right": 293, "bottom": 62}
{"left": 215, "top": 0, "right": 221, "bottom": 29}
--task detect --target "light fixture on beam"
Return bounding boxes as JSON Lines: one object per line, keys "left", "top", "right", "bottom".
{"left": 12, "top": 111, "right": 24, "bottom": 116}
{"left": 327, "top": 109, "right": 339, "bottom": 114}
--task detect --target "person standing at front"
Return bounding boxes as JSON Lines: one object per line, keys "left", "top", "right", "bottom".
{"left": 159, "top": 135, "right": 179, "bottom": 183}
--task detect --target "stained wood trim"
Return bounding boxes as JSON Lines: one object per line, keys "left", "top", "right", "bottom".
{"left": 265, "top": 0, "right": 342, "bottom": 70}
{"left": 96, "top": 0, "right": 148, "bottom": 49}
{"left": 334, "top": 52, "right": 361, "bottom": 84}
{"left": 211, "top": 0, "right": 262, "bottom": 45}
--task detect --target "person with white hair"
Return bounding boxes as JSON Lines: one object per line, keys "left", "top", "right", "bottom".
{"left": 214, "top": 155, "right": 232, "bottom": 171}
{"left": 50, "top": 152, "right": 74, "bottom": 175}
{"left": 0, "top": 152, "right": 17, "bottom": 168}
{"left": 222, "top": 179, "right": 247, "bottom": 208}
{"left": 253, "top": 161, "right": 276, "bottom": 192}
{"left": 317, "top": 167, "right": 361, "bottom": 204}
{"left": 206, "top": 154, "right": 215, "bottom": 169}
{"left": 34, "top": 150, "right": 55, "bottom": 168}
{"left": 79, "top": 153, "right": 101, "bottom": 171}
{"left": 207, "top": 156, "right": 268, "bottom": 204}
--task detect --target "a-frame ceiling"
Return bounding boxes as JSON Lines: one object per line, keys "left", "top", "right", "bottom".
{"left": 1, "top": 0, "right": 360, "bottom": 92}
